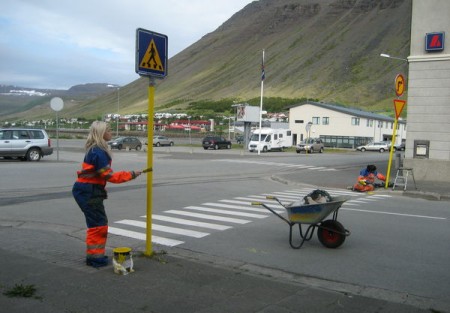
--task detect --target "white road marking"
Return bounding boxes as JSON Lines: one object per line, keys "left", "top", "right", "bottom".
{"left": 108, "top": 227, "right": 184, "bottom": 246}
{"left": 165, "top": 210, "right": 251, "bottom": 224}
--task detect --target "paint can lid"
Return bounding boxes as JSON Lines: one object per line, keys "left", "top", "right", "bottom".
{"left": 113, "top": 247, "right": 132, "bottom": 254}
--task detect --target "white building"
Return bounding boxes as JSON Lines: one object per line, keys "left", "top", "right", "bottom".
{"left": 288, "top": 102, "right": 406, "bottom": 149}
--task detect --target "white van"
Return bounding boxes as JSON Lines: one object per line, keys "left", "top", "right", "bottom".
{"left": 248, "top": 128, "right": 292, "bottom": 152}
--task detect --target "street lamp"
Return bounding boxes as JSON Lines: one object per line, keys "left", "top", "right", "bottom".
{"left": 380, "top": 53, "right": 408, "bottom": 62}
{"left": 116, "top": 87, "right": 120, "bottom": 137}
{"left": 187, "top": 116, "right": 191, "bottom": 145}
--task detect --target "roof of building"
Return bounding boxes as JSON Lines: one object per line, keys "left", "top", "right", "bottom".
{"left": 289, "top": 101, "right": 406, "bottom": 124}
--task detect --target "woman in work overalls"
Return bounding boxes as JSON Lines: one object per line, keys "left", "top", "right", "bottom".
{"left": 72, "top": 121, "right": 142, "bottom": 267}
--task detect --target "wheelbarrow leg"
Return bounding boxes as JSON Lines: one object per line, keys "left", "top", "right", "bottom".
{"left": 289, "top": 224, "right": 316, "bottom": 249}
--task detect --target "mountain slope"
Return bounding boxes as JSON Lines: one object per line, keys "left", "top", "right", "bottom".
{"left": 146, "top": 0, "right": 410, "bottom": 113}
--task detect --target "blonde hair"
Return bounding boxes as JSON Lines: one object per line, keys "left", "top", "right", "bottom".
{"left": 85, "top": 121, "right": 111, "bottom": 157}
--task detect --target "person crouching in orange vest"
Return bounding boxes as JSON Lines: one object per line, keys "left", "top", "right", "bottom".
{"left": 72, "top": 121, "right": 142, "bottom": 268}
{"left": 353, "top": 164, "right": 386, "bottom": 192}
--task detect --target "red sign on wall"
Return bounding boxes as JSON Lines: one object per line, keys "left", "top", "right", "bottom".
{"left": 426, "top": 32, "right": 445, "bottom": 52}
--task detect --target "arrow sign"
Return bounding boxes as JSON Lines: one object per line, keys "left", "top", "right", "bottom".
{"left": 395, "top": 74, "right": 405, "bottom": 97}
{"left": 394, "top": 99, "right": 406, "bottom": 119}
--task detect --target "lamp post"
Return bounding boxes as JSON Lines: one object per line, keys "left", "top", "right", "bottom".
{"left": 116, "top": 87, "right": 120, "bottom": 137}
{"left": 187, "top": 116, "right": 191, "bottom": 145}
{"left": 380, "top": 53, "right": 408, "bottom": 62}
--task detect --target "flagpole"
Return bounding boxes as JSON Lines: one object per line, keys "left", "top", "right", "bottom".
{"left": 258, "top": 49, "right": 265, "bottom": 155}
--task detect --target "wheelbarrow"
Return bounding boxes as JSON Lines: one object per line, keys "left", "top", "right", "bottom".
{"left": 252, "top": 195, "right": 351, "bottom": 249}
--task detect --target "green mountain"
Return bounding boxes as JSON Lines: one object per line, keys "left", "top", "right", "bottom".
{"left": 1, "top": 0, "right": 411, "bottom": 121}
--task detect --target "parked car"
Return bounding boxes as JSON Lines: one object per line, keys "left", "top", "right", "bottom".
{"left": 356, "top": 142, "right": 389, "bottom": 152}
{"left": 296, "top": 138, "right": 324, "bottom": 153}
{"left": 0, "top": 128, "right": 53, "bottom": 161}
{"left": 153, "top": 135, "right": 174, "bottom": 147}
{"left": 202, "top": 136, "right": 232, "bottom": 150}
{"left": 394, "top": 142, "right": 405, "bottom": 151}
{"left": 108, "top": 136, "right": 142, "bottom": 150}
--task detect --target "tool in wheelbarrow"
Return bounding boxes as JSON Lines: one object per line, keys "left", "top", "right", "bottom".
{"left": 252, "top": 189, "right": 351, "bottom": 249}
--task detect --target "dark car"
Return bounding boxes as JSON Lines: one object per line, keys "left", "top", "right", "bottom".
{"left": 202, "top": 136, "right": 232, "bottom": 150}
{"left": 235, "top": 134, "right": 244, "bottom": 144}
{"left": 0, "top": 128, "right": 53, "bottom": 161}
{"left": 108, "top": 136, "right": 142, "bottom": 150}
{"left": 395, "top": 142, "right": 405, "bottom": 151}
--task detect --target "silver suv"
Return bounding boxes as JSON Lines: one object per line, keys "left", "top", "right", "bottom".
{"left": 296, "top": 138, "right": 324, "bottom": 153}
{"left": 0, "top": 128, "right": 53, "bottom": 161}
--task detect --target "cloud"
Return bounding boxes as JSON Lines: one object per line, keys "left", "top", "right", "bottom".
{"left": 0, "top": 0, "right": 254, "bottom": 89}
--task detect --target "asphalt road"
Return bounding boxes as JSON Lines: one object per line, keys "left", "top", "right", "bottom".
{"left": 1, "top": 141, "right": 449, "bottom": 310}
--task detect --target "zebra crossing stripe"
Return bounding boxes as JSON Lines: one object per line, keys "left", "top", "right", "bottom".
{"left": 347, "top": 199, "right": 369, "bottom": 204}
{"left": 219, "top": 199, "right": 285, "bottom": 212}
{"left": 185, "top": 206, "right": 268, "bottom": 219}
{"left": 115, "top": 219, "right": 209, "bottom": 238}
{"left": 108, "top": 227, "right": 184, "bottom": 246}
{"left": 202, "top": 202, "right": 278, "bottom": 213}
{"left": 165, "top": 210, "right": 251, "bottom": 224}
{"left": 152, "top": 214, "right": 231, "bottom": 230}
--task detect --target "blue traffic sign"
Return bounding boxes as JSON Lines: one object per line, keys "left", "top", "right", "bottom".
{"left": 135, "top": 28, "right": 168, "bottom": 78}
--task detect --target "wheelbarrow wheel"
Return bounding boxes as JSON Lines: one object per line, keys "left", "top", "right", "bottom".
{"left": 318, "top": 220, "right": 346, "bottom": 248}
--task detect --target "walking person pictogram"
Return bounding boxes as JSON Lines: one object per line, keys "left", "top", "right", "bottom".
{"left": 140, "top": 39, "right": 164, "bottom": 71}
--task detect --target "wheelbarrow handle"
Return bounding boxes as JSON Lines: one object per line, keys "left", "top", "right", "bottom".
{"left": 252, "top": 202, "right": 291, "bottom": 225}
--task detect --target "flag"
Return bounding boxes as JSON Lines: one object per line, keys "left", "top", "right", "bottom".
{"left": 261, "top": 57, "right": 265, "bottom": 81}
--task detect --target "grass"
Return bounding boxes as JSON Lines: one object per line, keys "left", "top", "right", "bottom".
{"left": 3, "top": 283, "right": 41, "bottom": 299}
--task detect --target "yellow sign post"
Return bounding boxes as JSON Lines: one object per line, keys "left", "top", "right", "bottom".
{"left": 136, "top": 28, "right": 168, "bottom": 256}
{"left": 145, "top": 77, "right": 155, "bottom": 256}
{"left": 385, "top": 99, "right": 406, "bottom": 189}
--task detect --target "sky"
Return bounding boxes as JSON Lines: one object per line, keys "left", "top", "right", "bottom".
{"left": 0, "top": 0, "right": 255, "bottom": 90}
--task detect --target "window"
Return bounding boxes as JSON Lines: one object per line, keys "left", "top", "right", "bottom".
{"left": 351, "top": 117, "right": 360, "bottom": 126}
{"left": 312, "top": 117, "right": 320, "bottom": 125}
{"left": 322, "top": 117, "right": 329, "bottom": 125}
{"left": 30, "top": 130, "right": 44, "bottom": 139}
{"left": 367, "top": 119, "right": 373, "bottom": 127}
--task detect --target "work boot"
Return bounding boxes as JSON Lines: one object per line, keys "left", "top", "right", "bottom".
{"left": 86, "top": 256, "right": 109, "bottom": 268}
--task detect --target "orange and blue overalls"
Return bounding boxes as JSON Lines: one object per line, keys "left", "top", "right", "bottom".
{"left": 353, "top": 168, "right": 386, "bottom": 192}
{"left": 72, "top": 146, "right": 136, "bottom": 266}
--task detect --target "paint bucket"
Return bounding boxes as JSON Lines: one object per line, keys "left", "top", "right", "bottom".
{"left": 113, "top": 247, "right": 134, "bottom": 275}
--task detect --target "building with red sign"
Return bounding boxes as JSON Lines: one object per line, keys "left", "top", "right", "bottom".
{"left": 404, "top": 0, "right": 450, "bottom": 182}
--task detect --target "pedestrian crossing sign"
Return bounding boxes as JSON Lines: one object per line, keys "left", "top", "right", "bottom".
{"left": 136, "top": 28, "right": 168, "bottom": 78}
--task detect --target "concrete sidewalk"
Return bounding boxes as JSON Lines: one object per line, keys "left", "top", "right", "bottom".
{"left": 0, "top": 224, "right": 442, "bottom": 313}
